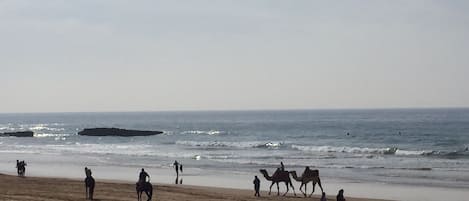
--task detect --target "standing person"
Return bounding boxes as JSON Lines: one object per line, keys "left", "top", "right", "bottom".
{"left": 320, "top": 192, "right": 327, "bottom": 201}
{"left": 173, "top": 160, "right": 179, "bottom": 177}
{"left": 16, "top": 160, "right": 20, "bottom": 175}
{"left": 253, "top": 176, "right": 260, "bottom": 197}
{"left": 337, "top": 189, "right": 346, "bottom": 201}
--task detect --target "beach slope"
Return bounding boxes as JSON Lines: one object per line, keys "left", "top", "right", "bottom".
{"left": 0, "top": 174, "right": 391, "bottom": 201}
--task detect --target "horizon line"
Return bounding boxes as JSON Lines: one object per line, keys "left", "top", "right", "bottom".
{"left": 1, "top": 106, "right": 468, "bottom": 115}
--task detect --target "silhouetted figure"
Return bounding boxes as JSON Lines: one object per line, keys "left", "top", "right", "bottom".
{"left": 16, "top": 160, "right": 26, "bottom": 176}
{"left": 85, "top": 167, "right": 92, "bottom": 178}
{"left": 280, "top": 161, "right": 285, "bottom": 171}
{"left": 16, "top": 160, "right": 20, "bottom": 175}
{"left": 253, "top": 175, "right": 261, "bottom": 197}
{"left": 84, "top": 167, "right": 95, "bottom": 200}
{"left": 346, "top": 132, "right": 350, "bottom": 136}
{"left": 173, "top": 160, "right": 180, "bottom": 177}
{"left": 138, "top": 168, "right": 150, "bottom": 184}
{"left": 180, "top": 164, "right": 183, "bottom": 173}
{"left": 337, "top": 189, "right": 346, "bottom": 201}
{"left": 320, "top": 192, "right": 327, "bottom": 201}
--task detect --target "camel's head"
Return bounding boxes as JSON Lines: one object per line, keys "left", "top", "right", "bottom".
{"left": 259, "top": 169, "right": 267, "bottom": 174}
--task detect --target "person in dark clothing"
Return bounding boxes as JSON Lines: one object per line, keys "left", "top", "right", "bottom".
{"left": 337, "top": 189, "right": 346, "bottom": 201}
{"left": 253, "top": 176, "right": 260, "bottom": 197}
{"left": 138, "top": 168, "right": 150, "bottom": 184}
{"left": 173, "top": 160, "right": 179, "bottom": 177}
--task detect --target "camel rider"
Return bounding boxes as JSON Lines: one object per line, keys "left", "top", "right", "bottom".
{"left": 139, "top": 168, "right": 150, "bottom": 184}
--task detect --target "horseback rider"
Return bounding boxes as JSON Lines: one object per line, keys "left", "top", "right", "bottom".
{"left": 138, "top": 168, "right": 150, "bottom": 184}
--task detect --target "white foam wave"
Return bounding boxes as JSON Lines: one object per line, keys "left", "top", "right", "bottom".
{"left": 292, "top": 145, "right": 398, "bottom": 154}
{"left": 175, "top": 140, "right": 284, "bottom": 149}
{"left": 181, "top": 130, "right": 224, "bottom": 135}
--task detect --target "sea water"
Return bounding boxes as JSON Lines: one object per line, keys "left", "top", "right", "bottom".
{"left": 1, "top": 109, "right": 468, "bottom": 191}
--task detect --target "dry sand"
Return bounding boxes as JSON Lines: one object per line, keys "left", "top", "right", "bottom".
{"left": 0, "top": 174, "right": 392, "bottom": 201}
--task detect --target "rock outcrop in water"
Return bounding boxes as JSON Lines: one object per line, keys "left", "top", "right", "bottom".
{"left": 0, "top": 131, "right": 34, "bottom": 137}
{"left": 78, "top": 128, "right": 163, "bottom": 137}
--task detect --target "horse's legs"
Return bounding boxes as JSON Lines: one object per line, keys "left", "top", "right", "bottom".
{"left": 90, "top": 186, "right": 94, "bottom": 200}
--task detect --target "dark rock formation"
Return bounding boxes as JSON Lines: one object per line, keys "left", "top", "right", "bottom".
{"left": 1, "top": 131, "right": 34, "bottom": 137}
{"left": 78, "top": 128, "right": 163, "bottom": 137}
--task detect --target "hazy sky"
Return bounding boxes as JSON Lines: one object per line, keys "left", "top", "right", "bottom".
{"left": 1, "top": 0, "right": 469, "bottom": 113}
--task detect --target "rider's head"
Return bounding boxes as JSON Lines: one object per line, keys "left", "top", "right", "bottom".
{"left": 141, "top": 168, "right": 144, "bottom": 172}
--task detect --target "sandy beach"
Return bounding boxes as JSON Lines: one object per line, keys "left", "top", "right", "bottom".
{"left": 0, "top": 174, "right": 391, "bottom": 201}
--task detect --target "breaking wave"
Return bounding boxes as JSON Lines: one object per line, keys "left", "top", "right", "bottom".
{"left": 291, "top": 145, "right": 469, "bottom": 158}
{"left": 175, "top": 140, "right": 284, "bottom": 149}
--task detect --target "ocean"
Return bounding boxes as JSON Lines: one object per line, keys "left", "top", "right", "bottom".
{"left": 1, "top": 109, "right": 469, "bottom": 192}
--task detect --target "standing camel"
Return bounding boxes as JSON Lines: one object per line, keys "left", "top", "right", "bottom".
{"left": 289, "top": 167, "right": 323, "bottom": 197}
{"left": 259, "top": 169, "right": 296, "bottom": 196}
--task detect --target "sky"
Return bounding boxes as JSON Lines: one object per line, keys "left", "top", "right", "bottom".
{"left": 1, "top": 0, "right": 469, "bottom": 113}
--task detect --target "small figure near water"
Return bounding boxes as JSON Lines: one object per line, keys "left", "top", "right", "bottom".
{"left": 337, "top": 189, "right": 346, "bottom": 201}
{"left": 84, "top": 167, "right": 95, "bottom": 200}
{"left": 173, "top": 160, "right": 180, "bottom": 177}
{"left": 253, "top": 175, "right": 260, "bottom": 197}
{"left": 16, "top": 160, "right": 27, "bottom": 177}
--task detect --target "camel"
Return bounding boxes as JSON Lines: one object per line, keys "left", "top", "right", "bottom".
{"left": 136, "top": 181, "right": 153, "bottom": 201}
{"left": 259, "top": 169, "right": 296, "bottom": 196}
{"left": 289, "top": 167, "right": 323, "bottom": 197}
{"left": 84, "top": 175, "right": 95, "bottom": 200}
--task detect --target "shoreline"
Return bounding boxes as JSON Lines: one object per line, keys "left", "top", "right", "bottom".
{"left": 0, "top": 173, "right": 391, "bottom": 201}
{"left": 1, "top": 152, "right": 469, "bottom": 201}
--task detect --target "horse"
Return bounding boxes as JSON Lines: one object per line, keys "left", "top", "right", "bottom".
{"left": 136, "top": 181, "right": 153, "bottom": 201}
{"left": 84, "top": 176, "right": 95, "bottom": 200}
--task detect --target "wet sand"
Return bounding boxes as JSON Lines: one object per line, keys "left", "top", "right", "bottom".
{"left": 0, "top": 174, "right": 391, "bottom": 201}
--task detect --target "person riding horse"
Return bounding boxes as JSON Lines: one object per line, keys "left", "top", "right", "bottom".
{"left": 138, "top": 168, "right": 150, "bottom": 184}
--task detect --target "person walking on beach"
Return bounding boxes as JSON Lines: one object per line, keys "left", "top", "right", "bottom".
{"left": 173, "top": 160, "right": 180, "bottom": 177}
{"left": 337, "top": 189, "right": 346, "bottom": 201}
{"left": 138, "top": 168, "right": 150, "bottom": 184}
{"left": 320, "top": 192, "right": 327, "bottom": 201}
{"left": 253, "top": 175, "right": 261, "bottom": 197}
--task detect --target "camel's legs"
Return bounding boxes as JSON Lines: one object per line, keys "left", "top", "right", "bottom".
{"left": 269, "top": 181, "right": 275, "bottom": 195}
{"left": 276, "top": 182, "right": 280, "bottom": 196}
{"left": 309, "top": 182, "right": 316, "bottom": 197}
{"left": 289, "top": 181, "right": 296, "bottom": 196}
{"left": 318, "top": 177, "right": 324, "bottom": 192}
{"left": 299, "top": 183, "right": 306, "bottom": 196}
{"left": 282, "top": 181, "right": 289, "bottom": 196}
